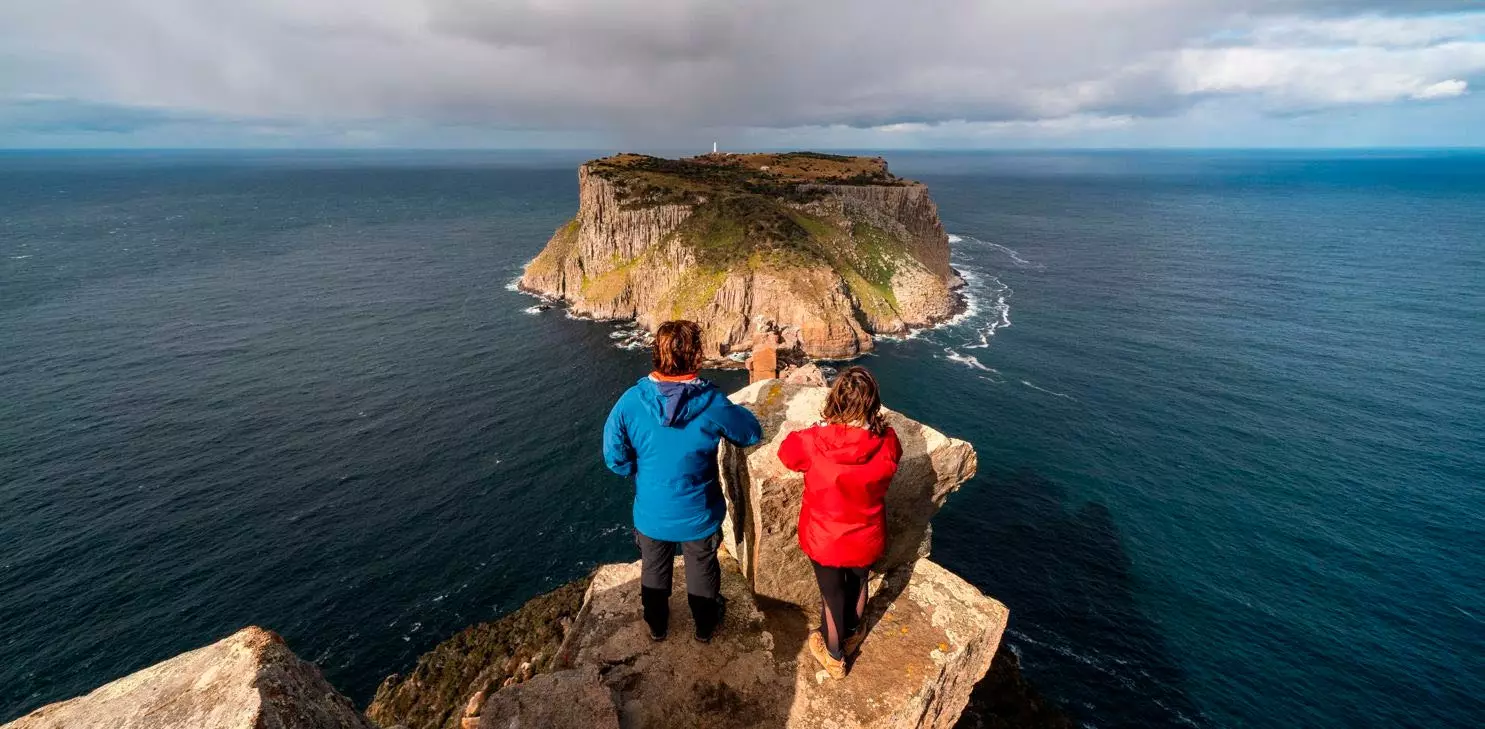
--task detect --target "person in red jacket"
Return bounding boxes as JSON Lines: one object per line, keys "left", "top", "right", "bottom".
{"left": 778, "top": 366, "right": 902, "bottom": 678}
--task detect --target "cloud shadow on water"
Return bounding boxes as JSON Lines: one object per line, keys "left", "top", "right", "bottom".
{"left": 935, "top": 467, "right": 1206, "bottom": 728}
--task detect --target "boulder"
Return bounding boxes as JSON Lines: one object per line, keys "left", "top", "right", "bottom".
{"left": 3, "top": 627, "right": 375, "bottom": 729}
{"left": 719, "top": 380, "right": 978, "bottom": 608}
{"left": 553, "top": 555, "right": 1008, "bottom": 729}
{"left": 465, "top": 667, "right": 619, "bottom": 729}
{"left": 779, "top": 363, "right": 828, "bottom": 387}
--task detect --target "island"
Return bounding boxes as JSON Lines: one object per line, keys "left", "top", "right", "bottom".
{"left": 519, "top": 152, "right": 965, "bottom": 360}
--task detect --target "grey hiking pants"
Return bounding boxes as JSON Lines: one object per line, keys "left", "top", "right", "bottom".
{"left": 635, "top": 528, "right": 725, "bottom": 639}
{"left": 635, "top": 528, "right": 722, "bottom": 600}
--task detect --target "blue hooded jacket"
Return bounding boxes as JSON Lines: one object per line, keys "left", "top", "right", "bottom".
{"left": 603, "top": 376, "right": 763, "bottom": 542}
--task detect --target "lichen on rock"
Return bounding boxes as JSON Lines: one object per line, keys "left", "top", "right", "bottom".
{"left": 719, "top": 380, "right": 978, "bottom": 608}
{"left": 2, "top": 627, "right": 375, "bottom": 729}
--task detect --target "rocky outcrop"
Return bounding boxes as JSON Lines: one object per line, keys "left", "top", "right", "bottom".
{"left": 543, "top": 554, "right": 1006, "bottom": 729}
{"left": 2, "top": 627, "right": 374, "bottom": 729}
{"left": 463, "top": 667, "right": 620, "bottom": 729}
{"left": 956, "top": 651, "right": 1076, "bottom": 729}
{"left": 804, "top": 183, "right": 955, "bottom": 282}
{"left": 719, "top": 380, "right": 978, "bottom": 608}
{"left": 518, "top": 153, "right": 964, "bottom": 360}
{"left": 366, "top": 578, "right": 592, "bottom": 729}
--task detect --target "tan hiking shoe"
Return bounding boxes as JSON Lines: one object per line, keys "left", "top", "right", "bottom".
{"left": 844, "top": 630, "right": 865, "bottom": 657}
{"left": 808, "top": 631, "right": 848, "bottom": 679}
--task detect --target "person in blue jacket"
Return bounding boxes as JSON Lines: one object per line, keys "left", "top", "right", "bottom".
{"left": 603, "top": 320, "right": 763, "bottom": 642}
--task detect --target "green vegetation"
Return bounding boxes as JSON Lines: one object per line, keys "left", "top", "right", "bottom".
{"left": 539, "top": 155, "right": 923, "bottom": 326}
{"left": 366, "top": 576, "right": 592, "bottom": 729}
{"left": 847, "top": 222, "right": 903, "bottom": 301}
{"left": 672, "top": 194, "right": 825, "bottom": 270}
{"left": 524, "top": 218, "right": 580, "bottom": 277}
{"left": 665, "top": 269, "right": 728, "bottom": 319}
{"left": 589, "top": 152, "right": 906, "bottom": 209}
{"left": 580, "top": 258, "right": 635, "bottom": 301}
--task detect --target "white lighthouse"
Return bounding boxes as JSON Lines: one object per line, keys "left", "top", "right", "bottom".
{"left": 712, "top": 141, "right": 718, "bottom": 155}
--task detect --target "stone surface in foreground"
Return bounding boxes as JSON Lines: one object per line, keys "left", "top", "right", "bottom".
{"left": 720, "top": 380, "right": 978, "bottom": 608}
{"left": 471, "top": 666, "right": 620, "bottom": 729}
{"left": 3, "top": 627, "right": 374, "bottom": 729}
{"left": 532, "top": 555, "right": 1007, "bottom": 729}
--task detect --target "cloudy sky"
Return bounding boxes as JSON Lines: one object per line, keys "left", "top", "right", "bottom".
{"left": 1, "top": 0, "right": 1482, "bottom": 148}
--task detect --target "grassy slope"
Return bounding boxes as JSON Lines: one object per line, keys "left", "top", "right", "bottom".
{"left": 551, "top": 153, "right": 919, "bottom": 325}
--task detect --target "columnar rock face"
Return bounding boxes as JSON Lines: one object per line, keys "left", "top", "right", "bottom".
{"left": 2, "top": 627, "right": 375, "bottom": 729}
{"left": 719, "top": 380, "right": 978, "bottom": 608}
{"left": 546, "top": 555, "right": 1007, "bottom": 729}
{"left": 518, "top": 153, "right": 964, "bottom": 360}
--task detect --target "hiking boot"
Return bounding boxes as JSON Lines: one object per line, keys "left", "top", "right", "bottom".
{"left": 692, "top": 594, "right": 726, "bottom": 643}
{"left": 843, "top": 630, "right": 866, "bottom": 657}
{"left": 808, "top": 631, "right": 848, "bottom": 679}
{"left": 641, "top": 586, "right": 670, "bottom": 642}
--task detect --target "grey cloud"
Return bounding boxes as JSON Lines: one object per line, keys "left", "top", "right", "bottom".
{"left": 1, "top": 0, "right": 1482, "bottom": 139}
{"left": 0, "top": 96, "right": 227, "bottom": 133}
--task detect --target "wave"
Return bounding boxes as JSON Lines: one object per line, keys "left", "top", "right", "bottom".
{"left": 11, "top": 255, "right": 32, "bottom": 260}
{"left": 608, "top": 325, "right": 653, "bottom": 351}
{"left": 1020, "top": 380, "right": 1075, "bottom": 400}
{"left": 504, "top": 276, "right": 522, "bottom": 292}
{"left": 1007, "top": 629, "right": 1126, "bottom": 679}
{"left": 942, "top": 347, "right": 996, "bottom": 372}
{"left": 962, "top": 271, "right": 1012, "bottom": 350}
{"left": 521, "top": 306, "right": 545, "bottom": 315}
{"left": 955, "top": 234, "right": 1044, "bottom": 270}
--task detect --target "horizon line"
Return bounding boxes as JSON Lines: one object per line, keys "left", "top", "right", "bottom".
{"left": 2, "top": 145, "right": 1483, "bottom": 154}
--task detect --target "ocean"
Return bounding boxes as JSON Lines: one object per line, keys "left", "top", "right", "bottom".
{"left": 1, "top": 149, "right": 1481, "bottom": 727}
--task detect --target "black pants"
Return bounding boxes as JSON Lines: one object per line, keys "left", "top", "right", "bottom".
{"left": 635, "top": 528, "right": 723, "bottom": 638}
{"left": 811, "top": 559, "right": 869, "bottom": 659}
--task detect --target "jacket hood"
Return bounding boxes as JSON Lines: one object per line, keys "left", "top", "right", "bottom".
{"left": 810, "top": 424, "right": 887, "bottom": 465}
{"left": 636, "top": 376, "right": 718, "bottom": 427}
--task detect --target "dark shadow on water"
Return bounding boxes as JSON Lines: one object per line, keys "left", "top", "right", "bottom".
{"left": 936, "top": 468, "right": 1206, "bottom": 728}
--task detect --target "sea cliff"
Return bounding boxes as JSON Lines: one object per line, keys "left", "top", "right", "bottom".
{"left": 519, "top": 153, "right": 965, "bottom": 360}
{"left": 5, "top": 383, "right": 1069, "bottom": 729}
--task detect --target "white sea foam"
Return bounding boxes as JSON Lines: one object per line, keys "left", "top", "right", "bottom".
{"left": 609, "top": 325, "right": 654, "bottom": 351}
{"left": 1020, "top": 380, "right": 1075, "bottom": 400}
{"left": 504, "top": 276, "right": 522, "bottom": 292}
{"left": 943, "top": 347, "right": 996, "bottom": 372}
{"left": 956, "top": 233, "right": 1044, "bottom": 270}
{"left": 985, "top": 241, "right": 1042, "bottom": 270}
{"left": 10, "top": 255, "right": 32, "bottom": 260}
{"left": 962, "top": 273, "right": 1012, "bottom": 350}
{"left": 1008, "top": 629, "right": 1121, "bottom": 678}
{"left": 521, "top": 306, "right": 544, "bottom": 315}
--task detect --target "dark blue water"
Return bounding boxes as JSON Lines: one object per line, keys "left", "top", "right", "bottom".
{"left": 2, "top": 150, "right": 1481, "bottom": 728}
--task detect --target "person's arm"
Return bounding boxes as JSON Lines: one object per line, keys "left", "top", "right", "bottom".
{"left": 602, "top": 397, "right": 636, "bottom": 477}
{"left": 777, "top": 429, "right": 811, "bottom": 473}
{"left": 713, "top": 401, "right": 763, "bottom": 447}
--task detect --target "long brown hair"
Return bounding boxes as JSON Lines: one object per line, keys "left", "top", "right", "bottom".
{"left": 653, "top": 320, "right": 703, "bottom": 376}
{"left": 822, "top": 366, "right": 887, "bottom": 436}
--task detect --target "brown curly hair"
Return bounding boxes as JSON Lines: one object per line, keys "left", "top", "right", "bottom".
{"left": 822, "top": 366, "right": 887, "bottom": 436}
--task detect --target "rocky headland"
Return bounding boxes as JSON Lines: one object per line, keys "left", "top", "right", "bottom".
{"left": 519, "top": 152, "right": 965, "bottom": 360}
{"left": 5, "top": 381, "right": 1070, "bottom": 729}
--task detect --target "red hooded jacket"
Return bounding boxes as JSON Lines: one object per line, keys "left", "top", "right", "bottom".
{"left": 778, "top": 423, "right": 902, "bottom": 568}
